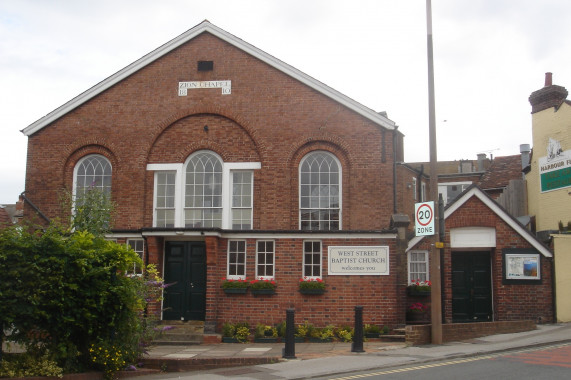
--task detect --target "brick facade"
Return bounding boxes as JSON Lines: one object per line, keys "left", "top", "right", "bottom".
{"left": 410, "top": 191, "right": 554, "bottom": 325}
{"left": 22, "top": 22, "right": 403, "bottom": 331}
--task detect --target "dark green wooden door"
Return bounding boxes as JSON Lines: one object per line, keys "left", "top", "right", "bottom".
{"left": 163, "top": 242, "right": 206, "bottom": 321}
{"left": 452, "top": 251, "right": 492, "bottom": 322}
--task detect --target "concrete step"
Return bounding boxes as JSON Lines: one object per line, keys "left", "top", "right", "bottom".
{"left": 153, "top": 320, "right": 205, "bottom": 345}
{"left": 379, "top": 334, "right": 406, "bottom": 342}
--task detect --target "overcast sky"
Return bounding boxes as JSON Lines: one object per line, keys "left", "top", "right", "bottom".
{"left": 1, "top": 0, "right": 571, "bottom": 204}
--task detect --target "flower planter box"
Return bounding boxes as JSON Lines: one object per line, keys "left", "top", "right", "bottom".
{"left": 309, "top": 337, "right": 333, "bottom": 343}
{"left": 299, "top": 288, "right": 325, "bottom": 295}
{"left": 254, "top": 337, "right": 279, "bottom": 343}
{"left": 223, "top": 288, "right": 248, "bottom": 294}
{"left": 406, "top": 312, "right": 430, "bottom": 324}
{"left": 251, "top": 289, "right": 276, "bottom": 296}
{"left": 407, "top": 288, "right": 431, "bottom": 297}
{"left": 365, "top": 332, "right": 381, "bottom": 338}
{"left": 222, "top": 337, "right": 240, "bottom": 343}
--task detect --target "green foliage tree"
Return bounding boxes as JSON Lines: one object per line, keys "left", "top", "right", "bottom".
{"left": 0, "top": 188, "right": 163, "bottom": 377}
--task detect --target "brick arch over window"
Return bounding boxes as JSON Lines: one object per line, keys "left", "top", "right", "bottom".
{"left": 63, "top": 145, "right": 118, "bottom": 193}
{"left": 287, "top": 140, "right": 351, "bottom": 230}
{"left": 146, "top": 112, "right": 263, "bottom": 164}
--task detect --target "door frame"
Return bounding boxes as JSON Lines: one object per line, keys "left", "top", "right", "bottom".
{"left": 451, "top": 249, "right": 494, "bottom": 323}
{"left": 162, "top": 240, "right": 207, "bottom": 321}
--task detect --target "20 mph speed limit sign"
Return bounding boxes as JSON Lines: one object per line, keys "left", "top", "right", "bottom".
{"left": 415, "top": 201, "right": 435, "bottom": 236}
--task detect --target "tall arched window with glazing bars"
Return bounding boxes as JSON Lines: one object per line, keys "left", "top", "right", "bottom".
{"left": 184, "top": 151, "right": 223, "bottom": 228}
{"left": 299, "top": 151, "right": 341, "bottom": 230}
{"left": 74, "top": 154, "right": 112, "bottom": 199}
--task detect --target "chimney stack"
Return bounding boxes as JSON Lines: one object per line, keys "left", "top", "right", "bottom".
{"left": 529, "top": 72, "right": 568, "bottom": 114}
{"left": 477, "top": 153, "right": 486, "bottom": 171}
{"left": 545, "top": 72, "right": 553, "bottom": 87}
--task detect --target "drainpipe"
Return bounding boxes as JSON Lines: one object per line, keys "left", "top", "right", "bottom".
{"left": 392, "top": 127, "right": 399, "bottom": 214}
{"left": 417, "top": 164, "right": 424, "bottom": 201}
{"left": 19, "top": 191, "right": 51, "bottom": 223}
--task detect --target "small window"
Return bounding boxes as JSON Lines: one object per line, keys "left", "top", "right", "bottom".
{"left": 421, "top": 182, "right": 427, "bottom": 202}
{"left": 155, "top": 171, "right": 176, "bottom": 227}
{"left": 228, "top": 240, "right": 246, "bottom": 279}
{"left": 256, "top": 240, "right": 274, "bottom": 279}
{"left": 408, "top": 250, "right": 429, "bottom": 283}
{"left": 231, "top": 171, "right": 253, "bottom": 229}
{"left": 303, "top": 240, "right": 321, "bottom": 278}
{"left": 127, "top": 239, "right": 145, "bottom": 276}
{"left": 412, "top": 177, "right": 417, "bottom": 200}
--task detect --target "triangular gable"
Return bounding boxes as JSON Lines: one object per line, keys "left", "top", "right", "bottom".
{"left": 407, "top": 185, "right": 552, "bottom": 257}
{"left": 22, "top": 20, "right": 395, "bottom": 136}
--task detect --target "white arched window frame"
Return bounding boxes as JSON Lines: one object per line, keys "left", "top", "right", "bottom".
{"left": 184, "top": 151, "right": 224, "bottom": 228}
{"left": 72, "top": 154, "right": 112, "bottom": 201}
{"left": 147, "top": 150, "right": 260, "bottom": 228}
{"left": 299, "top": 151, "right": 342, "bottom": 230}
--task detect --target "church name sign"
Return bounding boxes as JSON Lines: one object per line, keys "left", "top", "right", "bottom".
{"left": 328, "top": 246, "right": 389, "bottom": 275}
{"left": 178, "top": 80, "right": 231, "bottom": 96}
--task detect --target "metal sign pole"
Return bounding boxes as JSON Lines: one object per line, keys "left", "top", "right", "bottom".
{"left": 426, "top": 0, "right": 443, "bottom": 344}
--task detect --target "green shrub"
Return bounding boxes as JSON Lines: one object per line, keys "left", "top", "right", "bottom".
{"left": 0, "top": 353, "right": 63, "bottom": 378}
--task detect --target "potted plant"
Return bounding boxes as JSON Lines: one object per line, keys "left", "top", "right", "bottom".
{"left": 221, "top": 277, "right": 249, "bottom": 294}
{"left": 254, "top": 323, "right": 279, "bottom": 342}
{"left": 222, "top": 322, "right": 238, "bottom": 343}
{"left": 299, "top": 277, "right": 326, "bottom": 294}
{"left": 407, "top": 279, "right": 431, "bottom": 296}
{"left": 249, "top": 277, "right": 277, "bottom": 295}
{"left": 364, "top": 324, "right": 381, "bottom": 338}
{"left": 406, "top": 302, "right": 429, "bottom": 323}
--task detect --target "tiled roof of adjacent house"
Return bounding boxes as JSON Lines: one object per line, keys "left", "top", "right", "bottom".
{"left": 478, "top": 155, "right": 523, "bottom": 190}
{"left": 0, "top": 207, "right": 12, "bottom": 228}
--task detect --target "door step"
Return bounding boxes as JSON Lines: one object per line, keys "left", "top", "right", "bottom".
{"left": 152, "top": 320, "right": 204, "bottom": 345}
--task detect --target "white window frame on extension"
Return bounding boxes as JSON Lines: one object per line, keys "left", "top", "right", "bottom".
{"left": 408, "top": 250, "right": 429, "bottom": 283}
{"left": 303, "top": 240, "right": 322, "bottom": 279}
{"left": 127, "top": 239, "right": 145, "bottom": 276}
{"left": 256, "top": 240, "right": 275, "bottom": 280}
{"left": 227, "top": 240, "right": 247, "bottom": 280}
{"left": 299, "top": 151, "right": 342, "bottom": 231}
{"left": 147, "top": 151, "right": 260, "bottom": 228}
{"left": 412, "top": 177, "right": 417, "bottom": 200}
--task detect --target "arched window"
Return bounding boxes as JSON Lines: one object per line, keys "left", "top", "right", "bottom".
{"left": 299, "top": 151, "right": 341, "bottom": 230}
{"left": 184, "top": 151, "right": 223, "bottom": 228}
{"left": 74, "top": 154, "right": 112, "bottom": 199}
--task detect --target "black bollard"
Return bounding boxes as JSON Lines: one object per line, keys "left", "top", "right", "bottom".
{"left": 283, "top": 308, "right": 296, "bottom": 359}
{"left": 351, "top": 305, "right": 365, "bottom": 352}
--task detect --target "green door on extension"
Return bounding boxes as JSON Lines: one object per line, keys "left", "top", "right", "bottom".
{"left": 163, "top": 242, "right": 206, "bottom": 321}
{"left": 452, "top": 251, "right": 493, "bottom": 322}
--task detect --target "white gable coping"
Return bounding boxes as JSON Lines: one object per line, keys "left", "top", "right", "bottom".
{"left": 406, "top": 186, "right": 553, "bottom": 258}
{"left": 21, "top": 20, "right": 395, "bottom": 136}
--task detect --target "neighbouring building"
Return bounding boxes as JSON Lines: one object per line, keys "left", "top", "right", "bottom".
{"left": 527, "top": 72, "right": 571, "bottom": 322}
{"left": 407, "top": 185, "right": 553, "bottom": 324}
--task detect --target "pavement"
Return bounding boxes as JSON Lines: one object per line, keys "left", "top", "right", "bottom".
{"left": 137, "top": 323, "right": 571, "bottom": 379}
